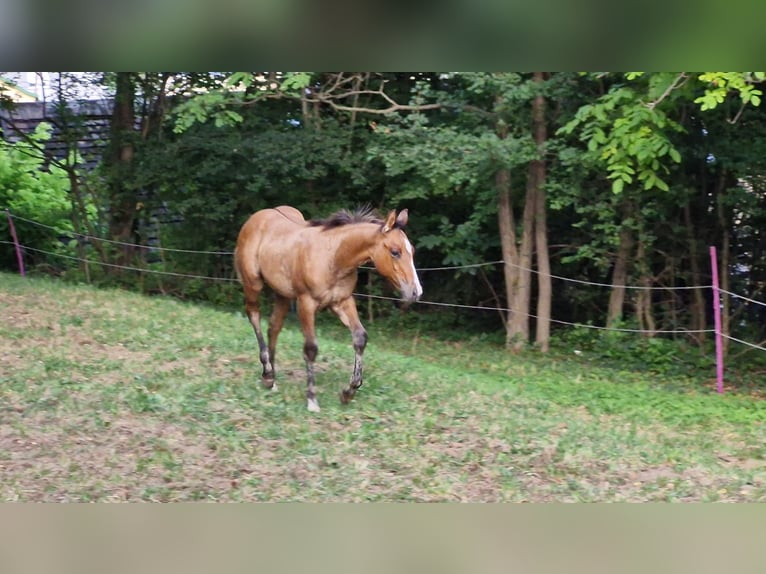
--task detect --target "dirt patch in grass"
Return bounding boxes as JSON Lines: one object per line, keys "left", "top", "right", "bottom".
{"left": 0, "top": 409, "right": 240, "bottom": 502}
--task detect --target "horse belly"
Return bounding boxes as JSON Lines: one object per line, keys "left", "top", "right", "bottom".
{"left": 258, "top": 253, "right": 301, "bottom": 299}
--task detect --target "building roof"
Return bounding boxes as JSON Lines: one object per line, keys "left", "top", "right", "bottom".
{"left": 0, "top": 98, "right": 114, "bottom": 170}
{"left": 0, "top": 76, "right": 38, "bottom": 102}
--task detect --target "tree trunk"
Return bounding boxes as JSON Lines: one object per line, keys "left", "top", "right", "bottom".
{"left": 495, "top": 110, "right": 520, "bottom": 348}
{"left": 140, "top": 73, "right": 170, "bottom": 141}
{"left": 607, "top": 202, "right": 635, "bottom": 327}
{"left": 496, "top": 164, "right": 518, "bottom": 348}
{"left": 683, "top": 200, "right": 706, "bottom": 344}
{"left": 719, "top": 233, "right": 731, "bottom": 357}
{"left": 532, "top": 72, "right": 551, "bottom": 352}
{"left": 508, "top": 166, "right": 536, "bottom": 350}
{"left": 535, "top": 185, "right": 551, "bottom": 351}
{"left": 68, "top": 176, "right": 90, "bottom": 283}
{"left": 635, "top": 238, "right": 656, "bottom": 336}
{"left": 106, "top": 72, "right": 137, "bottom": 267}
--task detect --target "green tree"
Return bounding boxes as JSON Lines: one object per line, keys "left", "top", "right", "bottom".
{"left": 557, "top": 72, "right": 766, "bottom": 349}
{"left": 0, "top": 123, "right": 72, "bottom": 270}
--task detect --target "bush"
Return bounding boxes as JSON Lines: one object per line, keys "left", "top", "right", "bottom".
{"left": 0, "top": 123, "right": 73, "bottom": 271}
{"left": 555, "top": 323, "right": 711, "bottom": 378}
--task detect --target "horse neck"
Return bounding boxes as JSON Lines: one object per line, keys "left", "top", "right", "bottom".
{"left": 331, "top": 223, "right": 381, "bottom": 271}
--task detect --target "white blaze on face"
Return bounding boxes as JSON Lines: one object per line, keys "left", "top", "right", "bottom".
{"left": 404, "top": 238, "right": 423, "bottom": 298}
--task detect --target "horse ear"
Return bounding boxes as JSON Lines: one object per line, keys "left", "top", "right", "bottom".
{"left": 396, "top": 209, "right": 409, "bottom": 228}
{"left": 382, "top": 210, "right": 397, "bottom": 233}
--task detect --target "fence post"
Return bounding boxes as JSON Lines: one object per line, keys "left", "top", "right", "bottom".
{"left": 5, "top": 209, "right": 26, "bottom": 278}
{"left": 709, "top": 246, "right": 724, "bottom": 394}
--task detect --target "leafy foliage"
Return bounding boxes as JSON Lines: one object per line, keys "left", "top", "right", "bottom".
{"left": 4, "top": 71, "right": 766, "bottom": 367}
{"left": 557, "top": 324, "right": 711, "bottom": 379}
{"left": 696, "top": 72, "right": 765, "bottom": 110}
{"left": 0, "top": 123, "right": 73, "bottom": 268}
{"left": 368, "top": 73, "right": 537, "bottom": 274}
{"left": 558, "top": 78, "right": 684, "bottom": 194}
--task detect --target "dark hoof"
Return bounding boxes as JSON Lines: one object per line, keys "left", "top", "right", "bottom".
{"left": 261, "top": 374, "right": 276, "bottom": 389}
{"left": 340, "top": 389, "right": 355, "bottom": 405}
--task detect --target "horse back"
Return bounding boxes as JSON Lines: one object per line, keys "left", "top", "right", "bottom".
{"left": 237, "top": 207, "right": 306, "bottom": 248}
{"left": 235, "top": 207, "right": 311, "bottom": 297}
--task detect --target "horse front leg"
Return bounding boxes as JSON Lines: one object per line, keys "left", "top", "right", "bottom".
{"left": 297, "top": 296, "right": 321, "bottom": 412}
{"left": 332, "top": 298, "right": 367, "bottom": 405}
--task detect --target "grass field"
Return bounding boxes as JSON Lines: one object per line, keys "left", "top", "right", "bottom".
{"left": 1, "top": 272, "right": 765, "bottom": 502}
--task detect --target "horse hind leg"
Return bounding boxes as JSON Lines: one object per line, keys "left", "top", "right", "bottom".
{"left": 297, "top": 296, "right": 321, "bottom": 413}
{"left": 243, "top": 276, "right": 277, "bottom": 389}
{"left": 266, "top": 295, "right": 291, "bottom": 380}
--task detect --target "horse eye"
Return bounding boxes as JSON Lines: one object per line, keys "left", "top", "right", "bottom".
{"left": 390, "top": 248, "right": 401, "bottom": 258}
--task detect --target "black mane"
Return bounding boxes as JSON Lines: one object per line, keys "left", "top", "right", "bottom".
{"left": 309, "top": 206, "right": 382, "bottom": 229}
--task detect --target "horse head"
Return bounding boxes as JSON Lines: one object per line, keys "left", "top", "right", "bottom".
{"left": 370, "top": 209, "right": 423, "bottom": 303}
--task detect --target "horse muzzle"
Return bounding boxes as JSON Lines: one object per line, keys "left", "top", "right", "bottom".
{"left": 399, "top": 279, "right": 423, "bottom": 304}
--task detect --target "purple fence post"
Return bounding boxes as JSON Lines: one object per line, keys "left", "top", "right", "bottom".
{"left": 709, "top": 246, "right": 724, "bottom": 394}
{"left": 6, "top": 209, "right": 26, "bottom": 278}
